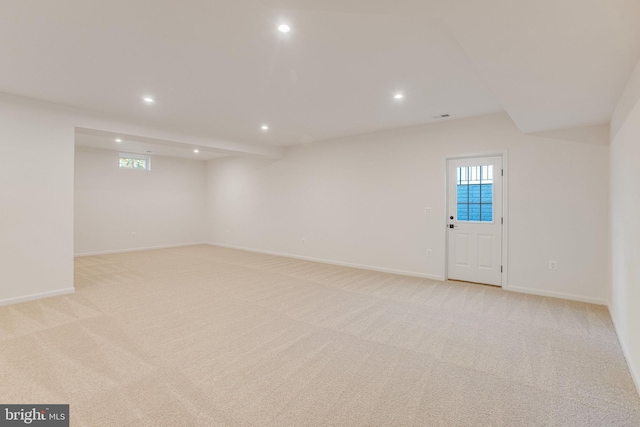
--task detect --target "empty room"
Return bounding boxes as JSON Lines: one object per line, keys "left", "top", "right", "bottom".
{"left": 1, "top": 1, "right": 640, "bottom": 426}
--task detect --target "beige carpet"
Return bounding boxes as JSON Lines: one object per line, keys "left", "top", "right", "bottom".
{"left": 0, "top": 245, "right": 638, "bottom": 426}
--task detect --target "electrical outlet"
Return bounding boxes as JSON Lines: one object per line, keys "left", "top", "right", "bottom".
{"left": 132, "top": 232, "right": 136, "bottom": 239}
{"left": 427, "top": 249, "right": 432, "bottom": 256}
{"left": 424, "top": 207, "right": 432, "bottom": 215}
{"left": 548, "top": 260, "right": 557, "bottom": 270}
{"left": 301, "top": 238, "right": 306, "bottom": 244}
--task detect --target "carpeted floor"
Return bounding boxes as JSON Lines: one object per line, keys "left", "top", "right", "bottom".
{"left": 0, "top": 245, "right": 638, "bottom": 426}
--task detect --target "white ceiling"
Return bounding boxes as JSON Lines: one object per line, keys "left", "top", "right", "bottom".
{"left": 75, "top": 129, "right": 226, "bottom": 161}
{"left": 1, "top": 0, "right": 639, "bottom": 149}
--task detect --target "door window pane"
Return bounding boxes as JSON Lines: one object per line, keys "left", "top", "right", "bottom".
{"left": 481, "top": 203, "right": 493, "bottom": 222}
{"left": 457, "top": 203, "right": 469, "bottom": 221}
{"left": 456, "top": 165, "right": 493, "bottom": 222}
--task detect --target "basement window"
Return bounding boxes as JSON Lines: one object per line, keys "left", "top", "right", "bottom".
{"left": 119, "top": 153, "right": 151, "bottom": 171}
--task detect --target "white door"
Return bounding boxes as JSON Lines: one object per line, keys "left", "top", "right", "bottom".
{"left": 447, "top": 156, "right": 502, "bottom": 286}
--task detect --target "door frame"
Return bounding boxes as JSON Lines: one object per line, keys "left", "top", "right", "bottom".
{"left": 443, "top": 151, "right": 509, "bottom": 289}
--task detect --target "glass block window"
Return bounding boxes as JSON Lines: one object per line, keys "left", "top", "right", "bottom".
{"left": 457, "top": 165, "right": 493, "bottom": 222}
{"left": 119, "top": 154, "right": 151, "bottom": 171}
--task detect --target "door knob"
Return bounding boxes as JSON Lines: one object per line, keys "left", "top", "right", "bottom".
{"left": 450, "top": 216, "right": 454, "bottom": 220}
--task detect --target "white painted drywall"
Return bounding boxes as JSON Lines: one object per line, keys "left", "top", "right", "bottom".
{"left": 205, "top": 112, "right": 610, "bottom": 304}
{"left": 610, "top": 59, "right": 640, "bottom": 392}
{"left": 74, "top": 147, "right": 207, "bottom": 255}
{"left": 611, "top": 59, "right": 640, "bottom": 138}
{"left": 0, "top": 96, "right": 75, "bottom": 304}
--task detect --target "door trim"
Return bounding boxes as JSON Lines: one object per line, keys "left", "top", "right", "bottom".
{"left": 443, "top": 151, "right": 509, "bottom": 289}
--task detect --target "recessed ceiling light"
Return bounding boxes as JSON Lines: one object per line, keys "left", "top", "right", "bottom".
{"left": 115, "top": 138, "right": 122, "bottom": 143}
{"left": 277, "top": 24, "right": 291, "bottom": 33}
{"left": 261, "top": 125, "right": 269, "bottom": 131}
{"left": 193, "top": 149, "right": 199, "bottom": 153}
{"left": 143, "top": 96, "right": 155, "bottom": 103}
{"left": 393, "top": 93, "right": 404, "bottom": 100}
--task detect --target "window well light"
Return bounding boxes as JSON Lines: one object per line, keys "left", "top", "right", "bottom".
{"left": 193, "top": 149, "right": 199, "bottom": 153}
{"left": 393, "top": 93, "right": 404, "bottom": 100}
{"left": 115, "top": 138, "right": 122, "bottom": 143}
{"left": 261, "top": 125, "right": 269, "bottom": 131}
{"left": 143, "top": 96, "right": 155, "bottom": 103}
{"left": 277, "top": 24, "right": 291, "bottom": 33}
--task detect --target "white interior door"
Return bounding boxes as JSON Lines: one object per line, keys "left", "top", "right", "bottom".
{"left": 447, "top": 156, "right": 502, "bottom": 286}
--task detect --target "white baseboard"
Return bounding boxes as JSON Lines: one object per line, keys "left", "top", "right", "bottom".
{"left": 207, "top": 242, "right": 444, "bottom": 281}
{"left": 507, "top": 285, "right": 608, "bottom": 306}
{"left": 609, "top": 308, "right": 640, "bottom": 397}
{"left": 0, "top": 287, "right": 75, "bottom": 307}
{"left": 74, "top": 242, "right": 208, "bottom": 257}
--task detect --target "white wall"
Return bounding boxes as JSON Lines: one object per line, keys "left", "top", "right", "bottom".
{"left": 75, "top": 147, "right": 206, "bottom": 255}
{"left": 0, "top": 96, "right": 75, "bottom": 304}
{"left": 611, "top": 60, "right": 640, "bottom": 137}
{"left": 205, "top": 113, "right": 610, "bottom": 304}
{"left": 610, "top": 59, "right": 640, "bottom": 392}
